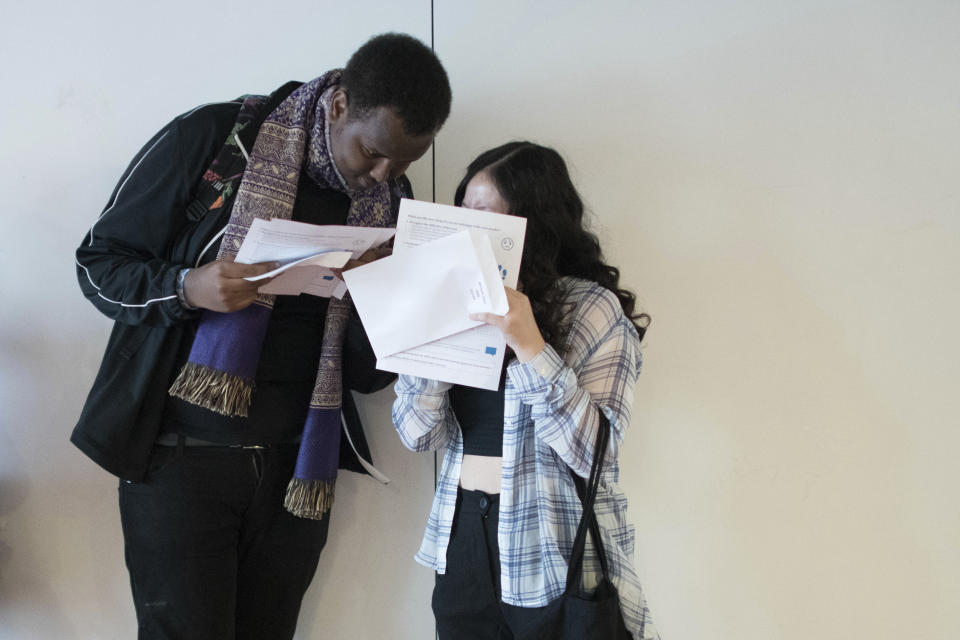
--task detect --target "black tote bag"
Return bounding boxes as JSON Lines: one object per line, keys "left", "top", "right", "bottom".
{"left": 512, "top": 412, "right": 633, "bottom": 640}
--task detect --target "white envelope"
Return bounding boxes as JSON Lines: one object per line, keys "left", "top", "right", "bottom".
{"left": 373, "top": 198, "right": 527, "bottom": 390}
{"left": 343, "top": 228, "right": 508, "bottom": 360}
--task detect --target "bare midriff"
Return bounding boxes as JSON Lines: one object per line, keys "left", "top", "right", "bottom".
{"left": 459, "top": 454, "right": 502, "bottom": 493}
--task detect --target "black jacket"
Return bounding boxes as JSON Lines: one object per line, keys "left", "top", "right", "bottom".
{"left": 73, "top": 86, "right": 408, "bottom": 481}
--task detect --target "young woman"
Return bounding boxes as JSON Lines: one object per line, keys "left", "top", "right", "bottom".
{"left": 392, "top": 142, "right": 659, "bottom": 639}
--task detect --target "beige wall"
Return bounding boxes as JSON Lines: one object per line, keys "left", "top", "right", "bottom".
{"left": 1, "top": 1, "right": 958, "bottom": 639}
{"left": 433, "top": 2, "right": 959, "bottom": 639}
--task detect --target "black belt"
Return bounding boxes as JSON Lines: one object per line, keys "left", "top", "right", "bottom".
{"left": 155, "top": 432, "right": 299, "bottom": 449}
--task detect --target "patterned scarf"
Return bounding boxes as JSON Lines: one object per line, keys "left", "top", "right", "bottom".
{"left": 169, "top": 71, "right": 393, "bottom": 519}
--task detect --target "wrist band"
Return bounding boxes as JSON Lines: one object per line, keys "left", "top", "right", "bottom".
{"left": 176, "top": 268, "right": 198, "bottom": 310}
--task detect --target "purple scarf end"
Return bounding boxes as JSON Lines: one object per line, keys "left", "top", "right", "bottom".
{"left": 294, "top": 406, "right": 341, "bottom": 480}
{"left": 188, "top": 306, "right": 273, "bottom": 378}
{"left": 284, "top": 406, "right": 341, "bottom": 519}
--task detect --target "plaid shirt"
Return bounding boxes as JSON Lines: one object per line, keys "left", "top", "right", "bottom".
{"left": 392, "top": 278, "right": 659, "bottom": 639}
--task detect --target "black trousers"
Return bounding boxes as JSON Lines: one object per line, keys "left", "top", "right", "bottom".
{"left": 118, "top": 442, "right": 330, "bottom": 640}
{"left": 433, "top": 488, "right": 554, "bottom": 640}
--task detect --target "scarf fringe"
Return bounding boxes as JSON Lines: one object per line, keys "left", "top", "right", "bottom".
{"left": 168, "top": 362, "right": 254, "bottom": 418}
{"left": 284, "top": 477, "right": 335, "bottom": 520}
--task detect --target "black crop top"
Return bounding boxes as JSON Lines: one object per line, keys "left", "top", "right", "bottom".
{"left": 448, "top": 364, "right": 509, "bottom": 457}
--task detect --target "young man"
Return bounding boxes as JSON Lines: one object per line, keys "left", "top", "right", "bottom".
{"left": 73, "top": 33, "right": 451, "bottom": 639}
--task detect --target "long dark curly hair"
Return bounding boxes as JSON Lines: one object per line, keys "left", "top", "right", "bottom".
{"left": 454, "top": 141, "right": 649, "bottom": 349}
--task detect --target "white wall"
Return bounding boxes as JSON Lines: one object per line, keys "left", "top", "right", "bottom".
{"left": 2, "top": 1, "right": 959, "bottom": 639}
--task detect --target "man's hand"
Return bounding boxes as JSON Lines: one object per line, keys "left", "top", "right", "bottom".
{"left": 469, "top": 287, "right": 546, "bottom": 363}
{"left": 331, "top": 245, "right": 393, "bottom": 280}
{"left": 183, "top": 256, "right": 279, "bottom": 312}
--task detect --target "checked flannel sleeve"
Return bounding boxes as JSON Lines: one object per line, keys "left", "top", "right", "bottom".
{"left": 507, "top": 283, "right": 642, "bottom": 478}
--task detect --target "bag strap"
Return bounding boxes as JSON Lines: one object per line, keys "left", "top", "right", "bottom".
{"left": 185, "top": 81, "right": 302, "bottom": 222}
{"left": 565, "top": 410, "right": 613, "bottom": 593}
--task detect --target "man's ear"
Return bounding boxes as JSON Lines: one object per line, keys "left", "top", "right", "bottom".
{"left": 329, "top": 88, "right": 348, "bottom": 123}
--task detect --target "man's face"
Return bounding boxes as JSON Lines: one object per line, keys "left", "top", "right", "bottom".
{"left": 328, "top": 89, "right": 436, "bottom": 191}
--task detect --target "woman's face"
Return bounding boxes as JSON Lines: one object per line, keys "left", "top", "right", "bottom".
{"left": 461, "top": 170, "right": 511, "bottom": 214}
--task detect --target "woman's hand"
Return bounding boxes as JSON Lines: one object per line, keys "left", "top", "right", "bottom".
{"left": 469, "top": 287, "right": 546, "bottom": 362}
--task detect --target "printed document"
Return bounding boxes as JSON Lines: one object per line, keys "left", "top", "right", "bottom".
{"left": 343, "top": 228, "right": 508, "bottom": 359}
{"left": 377, "top": 199, "right": 527, "bottom": 390}
{"left": 235, "top": 218, "right": 395, "bottom": 297}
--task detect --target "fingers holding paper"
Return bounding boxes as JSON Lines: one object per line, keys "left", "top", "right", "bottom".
{"left": 469, "top": 287, "right": 546, "bottom": 363}
{"left": 184, "top": 256, "right": 279, "bottom": 312}
{"left": 332, "top": 244, "right": 393, "bottom": 280}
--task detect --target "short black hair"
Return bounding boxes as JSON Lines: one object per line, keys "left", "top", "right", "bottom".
{"left": 341, "top": 33, "right": 451, "bottom": 137}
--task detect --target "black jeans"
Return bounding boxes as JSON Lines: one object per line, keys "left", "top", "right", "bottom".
{"left": 433, "top": 489, "right": 553, "bottom": 640}
{"left": 118, "top": 442, "right": 330, "bottom": 640}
